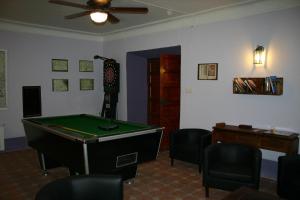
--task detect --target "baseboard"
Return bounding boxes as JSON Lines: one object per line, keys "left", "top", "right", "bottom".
{"left": 261, "top": 159, "right": 277, "bottom": 180}
{"left": 2, "top": 137, "right": 29, "bottom": 152}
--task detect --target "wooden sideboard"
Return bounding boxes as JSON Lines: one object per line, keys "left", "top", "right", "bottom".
{"left": 212, "top": 124, "right": 299, "bottom": 155}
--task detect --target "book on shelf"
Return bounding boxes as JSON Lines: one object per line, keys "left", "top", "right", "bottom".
{"left": 264, "top": 77, "right": 270, "bottom": 93}
{"left": 265, "top": 76, "right": 277, "bottom": 94}
{"left": 234, "top": 78, "right": 245, "bottom": 93}
{"left": 269, "top": 76, "right": 277, "bottom": 94}
{"left": 237, "top": 77, "right": 246, "bottom": 87}
{"left": 243, "top": 79, "right": 255, "bottom": 93}
{"left": 247, "top": 79, "right": 256, "bottom": 89}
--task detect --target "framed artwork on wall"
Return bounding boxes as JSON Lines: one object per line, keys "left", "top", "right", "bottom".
{"left": 52, "top": 59, "right": 68, "bottom": 72}
{"left": 0, "top": 49, "right": 7, "bottom": 109}
{"left": 79, "top": 60, "right": 94, "bottom": 72}
{"left": 80, "top": 79, "right": 94, "bottom": 90}
{"left": 198, "top": 63, "right": 218, "bottom": 80}
{"left": 52, "top": 79, "right": 69, "bottom": 92}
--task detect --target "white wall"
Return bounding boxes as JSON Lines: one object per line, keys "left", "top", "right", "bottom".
{"left": 0, "top": 31, "right": 103, "bottom": 138}
{"left": 103, "top": 7, "right": 300, "bottom": 161}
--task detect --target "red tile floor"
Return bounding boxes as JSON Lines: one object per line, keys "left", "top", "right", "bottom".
{"left": 0, "top": 149, "right": 278, "bottom": 200}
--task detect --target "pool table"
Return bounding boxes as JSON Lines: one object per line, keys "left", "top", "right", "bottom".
{"left": 22, "top": 114, "right": 163, "bottom": 180}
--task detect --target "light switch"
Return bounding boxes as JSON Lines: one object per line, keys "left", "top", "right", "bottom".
{"left": 185, "top": 88, "right": 192, "bottom": 94}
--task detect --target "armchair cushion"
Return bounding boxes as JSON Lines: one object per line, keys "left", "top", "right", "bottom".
{"left": 203, "top": 143, "right": 262, "bottom": 197}
{"left": 209, "top": 163, "right": 253, "bottom": 182}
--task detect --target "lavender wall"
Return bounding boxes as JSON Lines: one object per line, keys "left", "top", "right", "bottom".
{"left": 0, "top": 30, "right": 103, "bottom": 139}
{"left": 126, "top": 53, "right": 147, "bottom": 123}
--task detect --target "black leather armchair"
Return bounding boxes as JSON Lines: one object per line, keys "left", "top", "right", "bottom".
{"left": 35, "top": 174, "right": 123, "bottom": 200}
{"left": 277, "top": 154, "right": 300, "bottom": 200}
{"left": 169, "top": 128, "right": 211, "bottom": 173}
{"left": 203, "top": 143, "right": 262, "bottom": 197}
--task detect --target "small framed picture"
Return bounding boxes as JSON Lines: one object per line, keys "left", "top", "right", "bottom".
{"left": 52, "top": 59, "right": 68, "bottom": 72}
{"left": 52, "top": 79, "right": 68, "bottom": 92}
{"left": 198, "top": 63, "right": 218, "bottom": 80}
{"left": 79, "top": 60, "right": 93, "bottom": 72}
{"left": 80, "top": 79, "right": 94, "bottom": 90}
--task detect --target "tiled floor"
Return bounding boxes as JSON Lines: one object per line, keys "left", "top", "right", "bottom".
{"left": 0, "top": 149, "right": 278, "bottom": 200}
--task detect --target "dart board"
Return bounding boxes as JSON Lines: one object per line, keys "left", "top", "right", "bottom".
{"left": 103, "top": 59, "right": 119, "bottom": 93}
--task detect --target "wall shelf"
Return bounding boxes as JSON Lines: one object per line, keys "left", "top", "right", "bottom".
{"left": 233, "top": 77, "right": 283, "bottom": 95}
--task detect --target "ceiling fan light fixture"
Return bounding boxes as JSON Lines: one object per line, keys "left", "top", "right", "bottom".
{"left": 90, "top": 11, "right": 108, "bottom": 23}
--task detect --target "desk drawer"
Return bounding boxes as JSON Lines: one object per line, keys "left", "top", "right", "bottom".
{"left": 213, "top": 131, "right": 236, "bottom": 143}
{"left": 260, "top": 137, "right": 288, "bottom": 152}
{"left": 237, "top": 134, "right": 259, "bottom": 146}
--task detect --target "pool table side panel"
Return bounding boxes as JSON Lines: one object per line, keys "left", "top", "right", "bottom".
{"left": 88, "top": 131, "right": 162, "bottom": 170}
{"left": 23, "top": 123, "right": 86, "bottom": 173}
{"left": 87, "top": 131, "right": 162, "bottom": 179}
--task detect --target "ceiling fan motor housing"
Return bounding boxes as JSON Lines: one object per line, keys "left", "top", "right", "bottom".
{"left": 87, "top": 0, "right": 111, "bottom": 8}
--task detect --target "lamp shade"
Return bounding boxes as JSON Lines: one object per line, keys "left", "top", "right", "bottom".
{"left": 254, "top": 45, "right": 265, "bottom": 64}
{"left": 90, "top": 11, "right": 108, "bottom": 23}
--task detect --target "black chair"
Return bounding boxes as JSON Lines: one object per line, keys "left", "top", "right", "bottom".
{"left": 35, "top": 174, "right": 123, "bottom": 200}
{"left": 203, "top": 143, "right": 262, "bottom": 197}
{"left": 169, "top": 128, "right": 211, "bottom": 173}
{"left": 277, "top": 154, "right": 300, "bottom": 200}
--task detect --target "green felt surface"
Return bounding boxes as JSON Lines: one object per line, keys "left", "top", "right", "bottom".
{"left": 32, "top": 114, "right": 151, "bottom": 138}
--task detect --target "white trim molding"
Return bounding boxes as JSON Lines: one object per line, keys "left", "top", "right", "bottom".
{"left": 0, "top": 19, "right": 102, "bottom": 42}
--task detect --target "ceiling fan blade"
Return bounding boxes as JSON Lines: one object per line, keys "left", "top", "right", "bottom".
{"left": 109, "top": 7, "right": 148, "bottom": 14}
{"left": 65, "top": 11, "right": 92, "bottom": 19}
{"left": 49, "top": 0, "right": 90, "bottom": 9}
{"left": 107, "top": 13, "right": 120, "bottom": 24}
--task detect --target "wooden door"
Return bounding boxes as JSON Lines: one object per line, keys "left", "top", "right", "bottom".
{"left": 159, "top": 55, "right": 180, "bottom": 151}
{"left": 147, "top": 55, "right": 180, "bottom": 151}
{"left": 147, "top": 58, "right": 160, "bottom": 126}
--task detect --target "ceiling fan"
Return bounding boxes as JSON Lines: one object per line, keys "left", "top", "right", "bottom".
{"left": 49, "top": 0, "right": 148, "bottom": 24}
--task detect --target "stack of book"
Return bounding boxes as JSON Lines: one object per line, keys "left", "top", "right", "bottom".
{"left": 265, "top": 76, "right": 277, "bottom": 94}
{"left": 234, "top": 78, "right": 257, "bottom": 94}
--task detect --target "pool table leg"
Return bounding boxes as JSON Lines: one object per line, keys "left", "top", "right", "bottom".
{"left": 40, "top": 153, "right": 48, "bottom": 176}
{"left": 125, "top": 179, "right": 134, "bottom": 185}
{"left": 83, "top": 143, "right": 90, "bottom": 174}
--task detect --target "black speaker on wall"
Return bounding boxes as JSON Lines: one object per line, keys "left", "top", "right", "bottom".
{"left": 22, "top": 86, "right": 42, "bottom": 118}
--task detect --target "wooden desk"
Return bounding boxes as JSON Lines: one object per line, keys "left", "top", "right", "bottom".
{"left": 212, "top": 124, "right": 299, "bottom": 155}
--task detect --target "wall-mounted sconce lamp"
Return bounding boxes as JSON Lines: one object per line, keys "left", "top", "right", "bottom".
{"left": 253, "top": 45, "right": 266, "bottom": 65}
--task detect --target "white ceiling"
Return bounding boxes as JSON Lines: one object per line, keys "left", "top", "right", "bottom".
{"left": 0, "top": 0, "right": 259, "bottom": 35}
